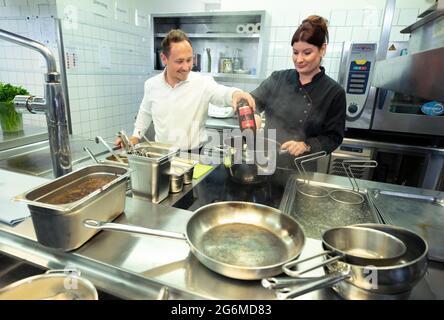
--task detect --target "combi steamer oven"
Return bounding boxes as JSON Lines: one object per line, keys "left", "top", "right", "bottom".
{"left": 328, "top": 4, "right": 444, "bottom": 191}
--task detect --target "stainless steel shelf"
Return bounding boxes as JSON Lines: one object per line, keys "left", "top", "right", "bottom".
{"left": 154, "top": 32, "right": 260, "bottom": 39}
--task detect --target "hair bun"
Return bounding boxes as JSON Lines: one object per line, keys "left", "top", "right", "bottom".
{"left": 301, "top": 15, "right": 329, "bottom": 44}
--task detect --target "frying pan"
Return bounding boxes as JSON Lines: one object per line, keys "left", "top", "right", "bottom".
{"left": 321, "top": 226, "right": 407, "bottom": 265}
{"left": 273, "top": 224, "right": 428, "bottom": 299}
{"left": 84, "top": 201, "right": 305, "bottom": 280}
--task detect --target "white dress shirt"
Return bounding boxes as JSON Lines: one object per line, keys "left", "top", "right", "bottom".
{"left": 132, "top": 70, "right": 239, "bottom": 150}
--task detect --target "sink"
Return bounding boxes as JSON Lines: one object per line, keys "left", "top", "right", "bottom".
{"left": 0, "top": 136, "right": 111, "bottom": 178}
{"left": 0, "top": 253, "right": 122, "bottom": 300}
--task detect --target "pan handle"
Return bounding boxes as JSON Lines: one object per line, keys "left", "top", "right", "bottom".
{"left": 275, "top": 272, "right": 350, "bottom": 300}
{"left": 262, "top": 275, "right": 328, "bottom": 290}
{"left": 83, "top": 219, "right": 187, "bottom": 241}
{"left": 282, "top": 251, "right": 343, "bottom": 277}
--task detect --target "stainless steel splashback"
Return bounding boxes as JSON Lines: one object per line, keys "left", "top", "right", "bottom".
{"left": 372, "top": 3, "right": 444, "bottom": 102}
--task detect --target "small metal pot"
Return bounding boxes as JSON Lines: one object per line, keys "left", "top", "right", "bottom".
{"left": 171, "top": 157, "right": 198, "bottom": 185}
{"left": 167, "top": 166, "right": 185, "bottom": 193}
{"left": 0, "top": 270, "right": 98, "bottom": 300}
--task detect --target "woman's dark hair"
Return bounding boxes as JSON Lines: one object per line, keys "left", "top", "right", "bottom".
{"left": 161, "top": 29, "right": 192, "bottom": 57}
{"left": 291, "top": 15, "right": 329, "bottom": 48}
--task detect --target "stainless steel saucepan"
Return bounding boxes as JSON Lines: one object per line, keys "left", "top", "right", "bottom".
{"left": 84, "top": 201, "right": 305, "bottom": 280}
{"left": 273, "top": 224, "right": 428, "bottom": 299}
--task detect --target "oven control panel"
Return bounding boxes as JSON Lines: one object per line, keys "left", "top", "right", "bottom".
{"left": 343, "top": 43, "right": 377, "bottom": 122}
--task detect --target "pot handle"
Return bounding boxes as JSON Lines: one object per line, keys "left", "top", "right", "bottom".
{"left": 83, "top": 219, "right": 187, "bottom": 241}
{"left": 282, "top": 251, "right": 343, "bottom": 277}
{"left": 275, "top": 272, "right": 350, "bottom": 300}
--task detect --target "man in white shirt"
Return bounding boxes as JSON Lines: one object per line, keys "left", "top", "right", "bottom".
{"left": 116, "top": 29, "right": 256, "bottom": 152}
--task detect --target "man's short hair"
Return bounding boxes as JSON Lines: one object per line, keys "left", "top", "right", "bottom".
{"left": 161, "top": 29, "right": 192, "bottom": 57}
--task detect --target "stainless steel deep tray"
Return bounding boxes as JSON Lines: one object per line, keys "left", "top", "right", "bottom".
{"left": 280, "top": 176, "right": 383, "bottom": 239}
{"left": 14, "top": 164, "right": 131, "bottom": 251}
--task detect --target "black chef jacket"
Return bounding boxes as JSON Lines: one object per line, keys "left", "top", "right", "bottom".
{"left": 251, "top": 67, "right": 346, "bottom": 156}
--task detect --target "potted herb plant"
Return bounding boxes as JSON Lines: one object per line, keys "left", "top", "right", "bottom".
{"left": 0, "top": 82, "right": 29, "bottom": 133}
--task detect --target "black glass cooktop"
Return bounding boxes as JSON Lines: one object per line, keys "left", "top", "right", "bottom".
{"left": 173, "top": 164, "right": 293, "bottom": 211}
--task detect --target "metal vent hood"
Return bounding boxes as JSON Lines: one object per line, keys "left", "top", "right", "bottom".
{"left": 372, "top": 0, "right": 444, "bottom": 102}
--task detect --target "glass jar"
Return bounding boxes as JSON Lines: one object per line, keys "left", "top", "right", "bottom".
{"left": 0, "top": 101, "right": 23, "bottom": 133}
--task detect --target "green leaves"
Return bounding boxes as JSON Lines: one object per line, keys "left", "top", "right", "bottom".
{"left": 0, "top": 82, "right": 29, "bottom": 102}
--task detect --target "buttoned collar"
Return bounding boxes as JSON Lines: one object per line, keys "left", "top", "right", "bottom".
{"left": 291, "top": 66, "right": 326, "bottom": 87}
{"left": 162, "top": 67, "right": 192, "bottom": 88}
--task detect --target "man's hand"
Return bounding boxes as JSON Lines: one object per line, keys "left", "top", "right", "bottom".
{"left": 231, "top": 91, "right": 256, "bottom": 111}
{"left": 281, "top": 140, "right": 311, "bottom": 157}
{"left": 114, "top": 136, "right": 139, "bottom": 149}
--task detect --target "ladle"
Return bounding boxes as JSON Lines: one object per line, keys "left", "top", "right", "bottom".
{"left": 95, "top": 136, "right": 125, "bottom": 164}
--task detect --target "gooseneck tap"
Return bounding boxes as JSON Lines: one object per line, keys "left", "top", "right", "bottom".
{"left": 0, "top": 28, "right": 72, "bottom": 177}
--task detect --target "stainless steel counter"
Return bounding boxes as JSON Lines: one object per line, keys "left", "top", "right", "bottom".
{"left": 0, "top": 167, "right": 443, "bottom": 300}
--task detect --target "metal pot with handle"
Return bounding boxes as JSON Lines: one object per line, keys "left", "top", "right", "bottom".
{"left": 0, "top": 270, "right": 98, "bottom": 300}
{"left": 272, "top": 224, "right": 428, "bottom": 299}
{"left": 216, "top": 135, "right": 288, "bottom": 184}
{"left": 84, "top": 201, "right": 305, "bottom": 280}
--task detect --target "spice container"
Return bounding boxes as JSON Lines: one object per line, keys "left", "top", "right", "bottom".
{"left": 237, "top": 99, "right": 256, "bottom": 133}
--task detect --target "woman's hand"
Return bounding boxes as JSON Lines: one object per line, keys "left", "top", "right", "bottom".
{"left": 281, "top": 140, "right": 311, "bottom": 156}
{"left": 232, "top": 91, "right": 256, "bottom": 111}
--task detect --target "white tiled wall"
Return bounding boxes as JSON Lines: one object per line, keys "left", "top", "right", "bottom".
{"left": 58, "top": 0, "right": 151, "bottom": 139}
{"left": 0, "top": 0, "right": 430, "bottom": 138}
{"left": 217, "top": 0, "right": 428, "bottom": 86}
{"left": 0, "top": 1, "right": 58, "bottom": 129}
{"left": 1, "top": 0, "right": 150, "bottom": 139}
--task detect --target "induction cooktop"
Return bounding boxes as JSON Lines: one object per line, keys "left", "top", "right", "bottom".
{"left": 172, "top": 165, "right": 291, "bottom": 211}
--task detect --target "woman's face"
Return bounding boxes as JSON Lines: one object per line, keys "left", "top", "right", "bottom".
{"left": 292, "top": 41, "right": 326, "bottom": 77}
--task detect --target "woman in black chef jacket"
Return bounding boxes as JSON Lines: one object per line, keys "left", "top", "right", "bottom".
{"left": 250, "top": 15, "right": 346, "bottom": 169}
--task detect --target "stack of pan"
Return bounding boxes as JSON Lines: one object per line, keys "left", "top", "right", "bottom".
{"left": 263, "top": 224, "right": 428, "bottom": 300}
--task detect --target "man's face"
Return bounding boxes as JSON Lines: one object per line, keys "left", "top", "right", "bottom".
{"left": 161, "top": 40, "right": 193, "bottom": 83}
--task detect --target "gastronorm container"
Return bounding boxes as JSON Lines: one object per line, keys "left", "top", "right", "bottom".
{"left": 127, "top": 142, "right": 179, "bottom": 203}
{"left": 14, "top": 164, "right": 131, "bottom": 251}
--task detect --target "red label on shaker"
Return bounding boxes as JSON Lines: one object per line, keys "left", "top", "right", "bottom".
{"left": 241, "top": 120, "right": 255, "bottom": 128}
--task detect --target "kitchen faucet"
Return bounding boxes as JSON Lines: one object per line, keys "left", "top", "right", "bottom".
{"left": 0, "top": 28, "right": 72, "bottom": 177}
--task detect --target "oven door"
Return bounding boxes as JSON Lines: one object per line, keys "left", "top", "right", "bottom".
{"left": 371, "top": 89, "right": 444, "bottom": 136}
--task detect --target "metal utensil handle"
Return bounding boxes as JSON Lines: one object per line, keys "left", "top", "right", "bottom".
{"left": 379, "top": 190, "right": 442, "bottom": 203}
{"left": 342, "top": 160, "right": 378, "bottom": 192}
{"left": 83, "top": 219, "right": 187, "bottom": 241}
{"left": 282, "top": 251, "right": 343, "bottom": 278}
{"left": 262, "top": 275, "right": 327, "bottom": 290}
{"left": 294, "top": 151, "right": 327, "bottom": 184}
{"left": 83, "top": 146, "right": 99, "bottom": 164}
{"left": 118, "top": 130, "right": 134, "bottom": 153}
{"left": 157, "top": 286, "right": 169, "bottom": 300}
{"left": 45, "top": 269, "right": 80, "bottom": 276}
{"left": 276, "top": 272, "right": 350, "bottom": 300}
{"left": 95, "top": 136, "right": 125, "bottom": 164}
